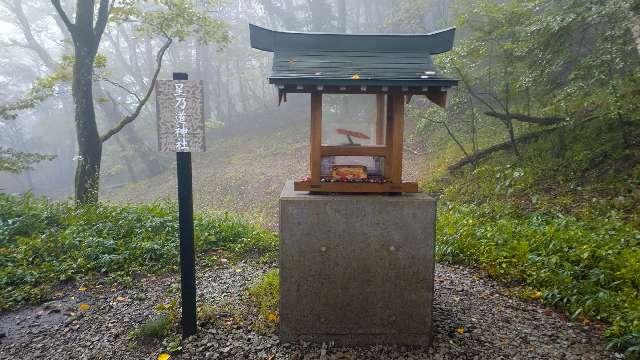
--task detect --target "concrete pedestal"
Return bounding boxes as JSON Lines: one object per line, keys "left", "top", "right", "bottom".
{"left": 279, "top": 181, "right": 436, "bottom": 345}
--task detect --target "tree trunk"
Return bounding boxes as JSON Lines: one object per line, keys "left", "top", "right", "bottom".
{"left": 72, "top": 39, "right": 102, "bottom": 204}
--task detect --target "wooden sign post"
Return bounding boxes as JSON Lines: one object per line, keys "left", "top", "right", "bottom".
{"left": 155, "top": 72, "right": 205, "bottom": 338}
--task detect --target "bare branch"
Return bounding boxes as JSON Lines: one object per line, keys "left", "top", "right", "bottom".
{"left": 97, "top": 77, "right": 141, "bottom": 103}
{"left": 10, "top": 0, "right": 56, "bottom": 69}
{"left": 100, "top": 37, "right": 173, "bottom": 143}
{"left": 50, "top": 0, "right": 75, "bottom": 33}
{"left": 448, "top": 128, "right": 559, "bottom": 171}
{"left": 442, "top": 118, "right": 469, "bottom": 157}
{"left": 432, "top": 117, "right": 469, "bottom": 157}
{"left": 454, "top": 66, "right": 500, "bottom": 116}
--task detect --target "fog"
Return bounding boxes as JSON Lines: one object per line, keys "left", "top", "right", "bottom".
{"left": 0, "top": 0, "right": 451, "bottom": 199}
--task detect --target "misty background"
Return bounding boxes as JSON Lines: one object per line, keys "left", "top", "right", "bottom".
{"left": 0, "top": 0, "right": 449, "bottom": 201}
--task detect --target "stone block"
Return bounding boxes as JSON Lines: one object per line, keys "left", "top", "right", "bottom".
{"left": 279, "top": 181, "right": 436, "bottom": 345}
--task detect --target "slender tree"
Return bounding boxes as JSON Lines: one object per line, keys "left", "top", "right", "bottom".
{"left": 50, "top": 0, "right": 229, "bottom": 204}
{"left": 50, "top": 0, "right": 110, "bottom": 204}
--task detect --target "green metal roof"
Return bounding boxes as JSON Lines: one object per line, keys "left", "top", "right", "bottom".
{"left": 249, "top": 24, "right": 458, "bottom": 89}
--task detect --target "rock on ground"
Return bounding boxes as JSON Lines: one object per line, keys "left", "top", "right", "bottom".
{"left": 0, "top": 263, "right": 617, "bottom": 360}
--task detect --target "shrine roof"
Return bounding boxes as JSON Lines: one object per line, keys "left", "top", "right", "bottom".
{"left": 249, "top": 24, "right": 458, "bottom": 90}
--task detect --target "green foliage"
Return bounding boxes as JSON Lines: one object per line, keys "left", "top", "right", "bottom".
{"left": 94, "top": 54, "right": 108, "bottom": 69}
{"left": 0, "top": 194, "right": 278, "bottom": 310}
{"left": 447, "top": 0, "right": 638, "bottom": 117}
{"left": 114, "top": 0, "right": 230, "bottom": 46}
{"left": 0, "top": 147, "right": 56, "bottom": 174}
{"left": 247, "top": 269, "right": 279, "bottom": 324}
{"left": 437, "top": 202, "right": 640, "bottom": 356}
{"left": 431, "top": 117, "right": 640, "bottom": 355}
{"left": 0, "top": 56, "right": 72, "bottom": 122}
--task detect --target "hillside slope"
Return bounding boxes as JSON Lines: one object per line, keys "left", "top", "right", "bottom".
{"left": 105, "top": 109, "right": 426, "bottom": 227}
{"left": 429, "top": 117, "right": 640, "bottom": 355}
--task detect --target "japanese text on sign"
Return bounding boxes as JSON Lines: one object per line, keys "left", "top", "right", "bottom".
{"left": 155, "top": 80, "right": 205, "bottom": 152}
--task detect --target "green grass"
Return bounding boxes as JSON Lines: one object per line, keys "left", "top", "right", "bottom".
{"left": 0, "top": 193, "right": 278, "bottom": 311}
{"left": 429, "top": 117, "right": 640, "bottom": 356}
{"left": 131, "top": 315, "right": 172, "bottom": 341}
{"left": 247, "top": 269, "right": 279, "bottom": 325}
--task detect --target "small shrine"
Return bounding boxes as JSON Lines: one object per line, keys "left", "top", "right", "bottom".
{"left": 250, "top": 24, "right": 458, "bottom": 193}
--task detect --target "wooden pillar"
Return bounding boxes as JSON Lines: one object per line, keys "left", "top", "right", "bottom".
{"left": 385, "top": 91, "right": 404, "bottom": 187}
{"left": 375, "top": 94, "right": 385, "bottom": 145}
{"left": 390, "top": 93, "right": 405, "bottom": 186}
{"left": 310, "top": 92, "right": 322, "bottom": 187}
{"left": 384, "top": 93, "right": 394, "bottom": 180}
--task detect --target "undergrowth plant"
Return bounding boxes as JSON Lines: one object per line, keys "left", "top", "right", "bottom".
{"left": 247, "top": 269, "right": 280, "bottom": 332}
{"left": 429, "top": 116, "right": 640, "bottom": 356}
{"left": 0, "top": 194, "right": 278, "bottom": 310}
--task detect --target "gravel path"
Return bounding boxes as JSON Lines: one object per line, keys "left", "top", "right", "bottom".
{"left": 0, "top": 262, "right": 617, "bottom": 359}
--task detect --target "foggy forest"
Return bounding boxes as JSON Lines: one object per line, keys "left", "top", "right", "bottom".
{"left": 1, "top": 0, "right": 639, "bottom": 359}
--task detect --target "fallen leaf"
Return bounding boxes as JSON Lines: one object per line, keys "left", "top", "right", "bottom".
{"left": 455, "top": 326, "right": 465, "bottom": 334}
{"left": 116, "top": 296, "right": 127, "bottom": 302}
{"left": 78, "top": 286, "right": 87, "bottom": 292}
{"left": 530, "top": 291, "right": 542, "bottom": 300}
{"left": 266, "top": 311, "right": 279, "bottom": 323}
{"left": 157, "top": 353, "right": 171, "bottom": 360}
{"left": 78, "top": 303, "right": 90, "bottom": 311}
{"left": 351, "top": 73, "right": 360, "bottom": 80}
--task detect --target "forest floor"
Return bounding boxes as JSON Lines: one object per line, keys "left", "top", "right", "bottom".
{"left": 0, "top": 259, "right": 615, "bottom": 359}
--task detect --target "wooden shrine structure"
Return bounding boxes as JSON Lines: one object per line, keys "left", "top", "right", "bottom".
{"left": 250, "top": 24, "right": 458, "bottom": 193}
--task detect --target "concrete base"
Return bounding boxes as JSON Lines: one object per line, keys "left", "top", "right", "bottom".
{"left": 279, "top": 181, "right": 436, "bottom": 345}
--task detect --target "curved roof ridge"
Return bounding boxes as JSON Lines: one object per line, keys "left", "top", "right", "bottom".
{"left": 249, "top": 24, "right": 456, "bottom": 55}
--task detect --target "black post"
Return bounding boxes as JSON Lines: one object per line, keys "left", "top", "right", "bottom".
{"left": 174, "top": 72, "right": 197, "bottom": 338}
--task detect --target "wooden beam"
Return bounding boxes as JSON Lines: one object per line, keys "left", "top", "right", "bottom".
{"left": 390, "top": 92, "right": 405, "bottom": 186}
{"left": 376, "top": 94, "right": 385, "bottom": 145}
{"left": 321, "top": 145, "right": 386, "bottom": 157}
{"left": 384, "top": 93, "right": 394, "bottom": 179}
{"left": 279, "top": 85, "right": 453, "bottom": 95}
{"left": 310, "top": 92, "right": 322, "bottom": 186}
{"left": 294, "top": 181, "right": 419, "bottom": 193}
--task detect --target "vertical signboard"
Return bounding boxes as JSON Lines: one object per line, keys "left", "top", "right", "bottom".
{"left": 155, "top": 79, "right": 205, "bottom": 152}
{"left": 155, "top": 73, "right": 204, "bottom": 338}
